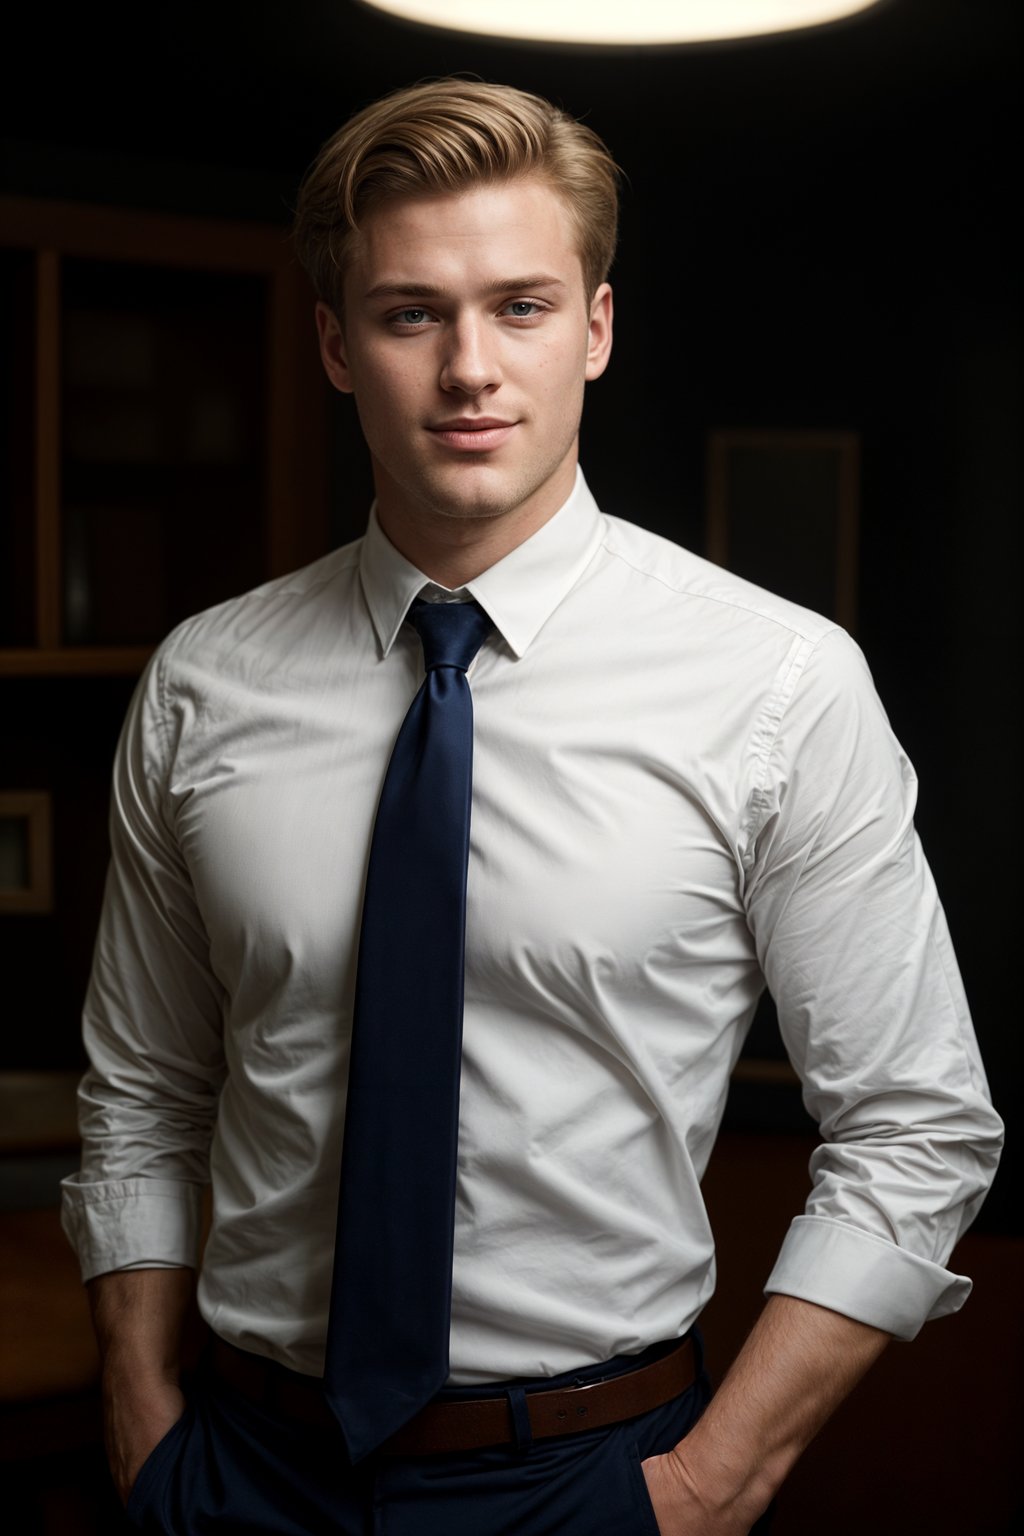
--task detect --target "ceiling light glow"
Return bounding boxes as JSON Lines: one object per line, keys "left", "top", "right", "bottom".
{"left": 360, "top": 0, "right": 884, "bottom": 47}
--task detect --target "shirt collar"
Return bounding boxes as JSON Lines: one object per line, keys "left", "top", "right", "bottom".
{"left": 358, "top": 467, "right": 604, "bottom": 660}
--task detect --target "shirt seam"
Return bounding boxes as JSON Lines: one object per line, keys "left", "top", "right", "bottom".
{"left": 66, "top": 1186, "right": 200, "bottom": 1206}
{"left": 784, "top": 1212, "right": 964, "bottom": 1268}
{"left": 599, "top": 534, "right": 841, "bottom": 879}
{"left": 738, "top": 633, "right": 822, "bottom": 875}
{"left": 598, "top": 533, "right": 840, "bottom": 645}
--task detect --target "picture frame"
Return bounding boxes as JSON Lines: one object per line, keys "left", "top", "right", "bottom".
{"left": 0, "top": 792, "right": 53, "bottom": 914}
{"left": 706, "top": 430, "right": 860, "bottom": 632}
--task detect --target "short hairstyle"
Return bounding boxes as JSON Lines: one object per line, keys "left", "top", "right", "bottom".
{"left": 293, "top": 78, "right": 620, "bottom": 311}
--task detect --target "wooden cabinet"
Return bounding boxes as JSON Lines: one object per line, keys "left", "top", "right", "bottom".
{"left": 0, "top": 196, "right": 328, "bottom": 674}
{"left": 0, "top": 198, "right": 329, "bottom": 1070}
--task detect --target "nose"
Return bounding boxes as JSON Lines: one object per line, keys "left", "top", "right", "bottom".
{"left": 439, "top": 315, "right": 501, "bottom": 397}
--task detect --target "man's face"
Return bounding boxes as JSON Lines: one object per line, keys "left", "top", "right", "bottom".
{"left": 316, "top": 177, "right": 613, "bottom": 543}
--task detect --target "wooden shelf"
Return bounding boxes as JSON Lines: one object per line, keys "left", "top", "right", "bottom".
{"left": 0, "top": 194, "right": 293, "bottom": 273}
{"left": 0, "top": 647, "right": 154, "bottom": 676}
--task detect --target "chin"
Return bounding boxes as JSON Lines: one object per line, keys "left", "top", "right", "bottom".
{"left": 419, "top": 467, "right": 530, "bottom": 524}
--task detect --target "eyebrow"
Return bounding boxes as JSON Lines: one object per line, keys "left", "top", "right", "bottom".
{"left": 361, "top": 275, "right": 568, "bottom": 303}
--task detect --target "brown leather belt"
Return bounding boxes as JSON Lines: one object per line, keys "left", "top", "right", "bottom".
{"left": 211, "top": 1334, "right": 696, "bottom": 1456}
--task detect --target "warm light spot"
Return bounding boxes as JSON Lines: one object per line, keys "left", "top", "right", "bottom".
{"left": 359, "top": 0, "right": 884, "bottom": 46}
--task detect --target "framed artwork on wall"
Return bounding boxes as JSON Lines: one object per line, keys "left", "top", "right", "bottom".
{"left": 0, "top": 792, "right": 53, "bottom": 914}
{"left": 705, "top": 430, "right": 860, "bottom": 632}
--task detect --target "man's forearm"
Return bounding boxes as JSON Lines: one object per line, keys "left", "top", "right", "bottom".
{"left": 88, "top": 1265, "right": 195, "bottom": 1379}
{"left": 644, "top": 1294, "right": 891, "bottom": 1534}
{"left": 88, "top": 1267, "right": 195, "bottom": 1503}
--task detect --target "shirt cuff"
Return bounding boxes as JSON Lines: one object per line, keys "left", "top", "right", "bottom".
{"left": 763, "top": 1214, "right": 972, "bottom": 1340}
{"left": 60, "top": 1175, "right": 205, "bottom": 1283}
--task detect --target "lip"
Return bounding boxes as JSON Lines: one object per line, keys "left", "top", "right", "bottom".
{"left": 427, "top": 418, "right": 518, "bottom": 452}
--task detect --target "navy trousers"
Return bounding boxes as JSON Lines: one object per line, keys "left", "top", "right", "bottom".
{"left": 125, "top": 1335, "right": 727, "bottom": 1535}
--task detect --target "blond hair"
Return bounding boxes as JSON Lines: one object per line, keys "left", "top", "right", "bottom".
{"left": 293, "top": 78, "right": 620, "bottom": 310}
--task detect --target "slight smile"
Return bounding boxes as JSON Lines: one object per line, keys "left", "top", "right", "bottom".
{"left": 427, "top": 418, "right": 518, "bottom": 452}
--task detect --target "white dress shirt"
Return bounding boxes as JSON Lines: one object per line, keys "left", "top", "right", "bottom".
{"left": 61, "top": 469, "right": 1003, "bottom": 1382}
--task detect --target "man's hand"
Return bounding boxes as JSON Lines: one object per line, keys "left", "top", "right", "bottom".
{"left": 640, "top": 1295, "right": 890, "bottom": 1534}
{"left": 102, "top": 1370, "right": 186, "bottom": 1506}
{"left": 642, "top": 1444, "right": 753, "bottom": 1535}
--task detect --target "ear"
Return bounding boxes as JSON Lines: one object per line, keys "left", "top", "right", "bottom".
{"left": 315, "top": 301, "right": 355, "bottom": 395}
{"left": 584, "top": 283, "right": 614, "bottom": 383}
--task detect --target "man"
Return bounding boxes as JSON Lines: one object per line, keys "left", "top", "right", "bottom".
{"left": 62, "top": 79, "right": 1002, "bottom": 1535}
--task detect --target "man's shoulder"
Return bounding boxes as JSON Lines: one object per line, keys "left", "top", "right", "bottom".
{"left": 598, "top": 513, "right": 838, "bottom": 649}
{"left": 156, "top": 538, "right": 365, "bottom": 670}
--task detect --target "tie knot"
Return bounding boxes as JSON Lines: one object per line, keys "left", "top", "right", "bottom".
{"left": 408, "top": 598, "right": 493, "bottom": 673}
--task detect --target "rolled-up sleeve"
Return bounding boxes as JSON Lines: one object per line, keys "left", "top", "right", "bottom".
{"left": 744, "top": 629, "right": 1003, "bottom": 1338}
{"left": 61, "top": 641, "right": 226, "bottom": 1280}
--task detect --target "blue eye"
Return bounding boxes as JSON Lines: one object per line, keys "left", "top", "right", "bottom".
{"left": 395, "top": 308, "right": 428, "bottom": 325}
{"left": 505, "top": 301, "right": 540, "bottom": 318}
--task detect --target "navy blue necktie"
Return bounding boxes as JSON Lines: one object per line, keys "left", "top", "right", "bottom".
{"left": 324, "top": 597, "right": 493, "bottom": 1463}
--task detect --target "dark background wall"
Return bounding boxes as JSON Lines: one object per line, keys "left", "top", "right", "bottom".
{"left": 2, "top": 0, "right": 1019, "bottom": 1236}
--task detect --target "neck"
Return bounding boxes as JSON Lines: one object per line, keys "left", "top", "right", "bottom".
{"left": 374, "top": 460, "right": 577, "bottom": 588}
